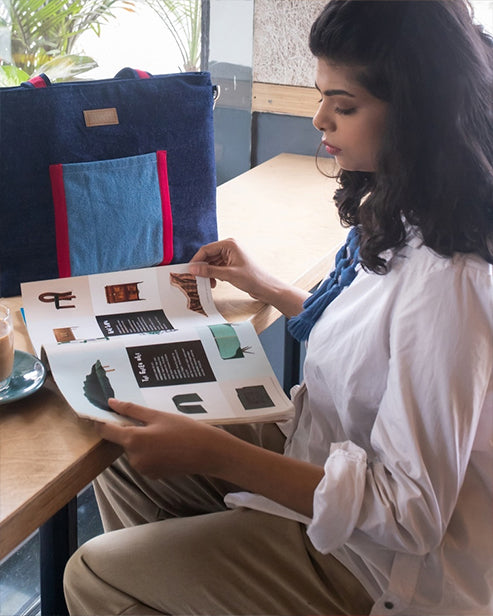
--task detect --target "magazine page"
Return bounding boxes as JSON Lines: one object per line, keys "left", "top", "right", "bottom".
{"left": 44, "top": 320, "right": 294, "bottom": 425}
{"left": 21, "top": 263, "right": 223, "bottom": 357}
{"left": 21, "top": 263, "right": 294, "bottom": 425}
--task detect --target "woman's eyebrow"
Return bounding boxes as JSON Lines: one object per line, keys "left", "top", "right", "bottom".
{"left": 314, "top": 83, "right": 356, "bottom": 97}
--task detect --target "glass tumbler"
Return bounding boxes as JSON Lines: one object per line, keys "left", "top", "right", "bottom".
{"left": 0, "top": 304, "right": 14, "bottom": 393}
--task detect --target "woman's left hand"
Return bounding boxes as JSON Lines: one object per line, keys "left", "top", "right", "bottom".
{"left": 96, "top": 398, "right": 323, "bottom": 518}
{"left": 95, "top": 398, "right": 228, "bottom": 480}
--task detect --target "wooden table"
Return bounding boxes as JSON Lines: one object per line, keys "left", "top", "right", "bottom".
{"left": 0, "top": 153, "right": 346, "bottom": 612}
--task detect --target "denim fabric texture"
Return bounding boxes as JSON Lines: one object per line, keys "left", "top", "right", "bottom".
{"left": 0, "top": 70, "right": 217, "bottom": 296}
{"left": 51, "top": 152, "right": 171, "bottom": 277}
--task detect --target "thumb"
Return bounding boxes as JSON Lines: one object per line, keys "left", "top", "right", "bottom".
{"left": 189, "top": 261, "right": 224, "bottom": 280}
{"left": 189, "top": 261, "right": 214, "bottom": 278}
{"left": 95, "top": 400, "right": 157, "bottom": 444}
{"left": 108, "top": 398, "right": 158, "bottom": 423}
{"left": 189, "top": 262, "right": 225, "bottom": 286}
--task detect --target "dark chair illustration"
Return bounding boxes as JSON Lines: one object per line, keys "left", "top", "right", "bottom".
{"left": 38, "top": 291, "right": 76, "bottom": 309}
{"left": 172, "top": 393, "right": 207, "bottom": 414}
{"left": 83, "top": 360, "right": 115, "bottom": 410}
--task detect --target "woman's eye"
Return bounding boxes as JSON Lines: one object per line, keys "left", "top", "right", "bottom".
{"left": 335, "top": 107, "right": 357, "bottom": 116}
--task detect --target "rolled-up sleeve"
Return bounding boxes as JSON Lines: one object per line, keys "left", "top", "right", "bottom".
{"left": 308, "top": 441, "right": 367, "bottom": 553}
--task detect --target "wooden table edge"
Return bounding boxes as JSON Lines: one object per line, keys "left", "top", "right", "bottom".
{"left": 0, "top": 439, "right": 122, "bottom": 561}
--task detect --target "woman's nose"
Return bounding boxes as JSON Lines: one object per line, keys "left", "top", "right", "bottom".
{"left": 312, "top": 107, "right": 335, "bottom": 133}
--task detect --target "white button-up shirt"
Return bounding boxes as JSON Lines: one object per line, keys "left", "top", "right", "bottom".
{"left": 227, "top": 231, "right": 493, "bottom": 615}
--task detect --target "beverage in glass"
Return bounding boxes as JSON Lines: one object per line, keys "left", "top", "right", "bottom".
{"left": 0, "top": 304, "right": 14, "bottom": 392}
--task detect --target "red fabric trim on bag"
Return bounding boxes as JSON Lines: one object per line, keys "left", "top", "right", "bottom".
{"left": 135, "top": 69, "right": 151, "bottom": 79}
{"left": 49, "top": 164, "right": 72, "bottom": 278}
{"left": 156, "top": 151, "right": 174, "bottom": 264}
{"left": 29, "top": 75, "right": 48, "bottom": 88}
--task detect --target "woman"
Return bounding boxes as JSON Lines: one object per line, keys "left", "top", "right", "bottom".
{"left": 64, "top": 1, "right": 493, "bottom": 614}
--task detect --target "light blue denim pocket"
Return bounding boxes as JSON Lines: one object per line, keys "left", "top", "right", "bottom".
{"left": 50, "top": 151, "right": 173, "bottom": 277}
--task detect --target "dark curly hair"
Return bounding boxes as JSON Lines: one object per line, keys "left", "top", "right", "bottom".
{"left": 310, "top": 0, "right": 493, "bottom": 272}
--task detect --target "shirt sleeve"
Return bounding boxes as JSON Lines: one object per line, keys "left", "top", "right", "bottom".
{"left": 307, "top": 260, "right": 493, "bottom": 555}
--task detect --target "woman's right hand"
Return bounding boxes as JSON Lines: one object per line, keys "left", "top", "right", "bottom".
{"left": 189, "top": 238, "right": 309, "bottom": 317}
{"left": 189, "top": 238, "right": 269, "bottom": 299}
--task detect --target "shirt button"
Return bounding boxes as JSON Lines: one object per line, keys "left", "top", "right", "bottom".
{"left": 384, "top": 601, "right": 394, "bottom": 610}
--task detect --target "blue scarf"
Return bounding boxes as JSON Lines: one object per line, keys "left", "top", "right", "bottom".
{"left": 287, "top": 227, "right": 360, "bottom": 342}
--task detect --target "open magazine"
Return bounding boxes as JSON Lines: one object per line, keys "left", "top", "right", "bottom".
{"left": 20, "top": 264, "right": 294, "bottom": 425}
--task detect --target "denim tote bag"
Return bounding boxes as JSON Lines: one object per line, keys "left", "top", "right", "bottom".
{"left": 0, "top": 68, "right": 218, "bottom": 296}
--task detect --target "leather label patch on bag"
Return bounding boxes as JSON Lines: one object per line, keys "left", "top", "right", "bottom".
{"left": 83, "top": 108, "right": 119, "bottom": 127}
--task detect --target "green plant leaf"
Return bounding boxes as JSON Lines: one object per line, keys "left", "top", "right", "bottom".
{"left": 9, "top": 0, "right": 135, "bottom": 74}
{"left": 0, "top": 64, "right": 29, "bottom": 86}
{"left": 35, "top": 54, "right": 98, "bottom": 82}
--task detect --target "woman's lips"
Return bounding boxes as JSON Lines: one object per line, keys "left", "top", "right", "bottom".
{"left": 324, "top": 142, "right": 341, "bottom": 156}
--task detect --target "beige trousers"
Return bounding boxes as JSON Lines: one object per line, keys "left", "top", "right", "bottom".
{"left": 63, "top": 424, "right": 373, "bottom": 616}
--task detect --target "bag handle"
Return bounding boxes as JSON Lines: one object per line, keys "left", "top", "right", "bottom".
{"left": 22, "top": 67, "right": 151, "bottom": 89}
{"left": 113, "top": 67, "right": 152, "bottom": 80}
{"left": 21, "top": 73, "right": 51, "bottom": 88}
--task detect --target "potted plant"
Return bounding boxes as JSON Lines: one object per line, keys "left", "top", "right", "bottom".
{"left": 0, "top": 0, "right": 135, "bottom": 86}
